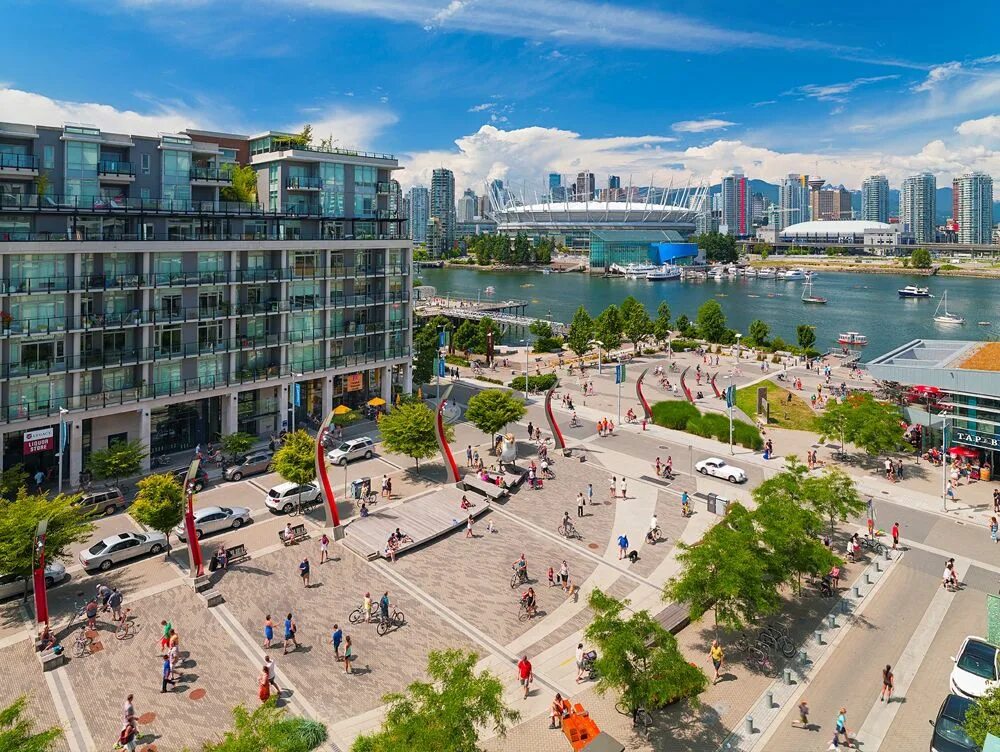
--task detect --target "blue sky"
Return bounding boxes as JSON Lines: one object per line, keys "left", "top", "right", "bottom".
{"left": 2, "top": 0, "right": 999, "bottom": 193}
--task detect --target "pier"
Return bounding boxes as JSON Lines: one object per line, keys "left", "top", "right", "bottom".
{"left": 414, "top": 295, "right": 567, "bottom": 335}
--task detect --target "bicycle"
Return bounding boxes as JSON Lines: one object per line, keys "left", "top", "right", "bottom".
{"left": 747, "top": 645, "right": 773, "bottom": 673}
{"left": 349, "top": 605, "right": 375, "bottom": 625}
{"left": 615, "top": 702, "right": 653, "bottom": 740}
{"left": 510, "top": 567, "right": 528, "bottom": 589}
{"left": 115, "top": 608, "right": 137, "bottom": 641}
{"left": 647, "top": 526, "right": 662, "bottom": 542}
{"left": 376, "top": 608, "right": 405, "bottom": 636}
{"left": 517, "top": 600, "right": 538, "bottom": 622}
{"left": 557, "top": 523, "right": 581, "bottom": 540}
{"left": 860, "top": 536, "right": 886, "bottom": 556}
{"left": 72, "top": 628, "right": 92, "bottom": 658}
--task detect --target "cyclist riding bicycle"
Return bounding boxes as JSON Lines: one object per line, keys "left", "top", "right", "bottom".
{"left": 520, "top": 587, "right": 537, "bottom": 617}
{"left": 646, "top": 514, "right": 659, "bottom": 543}
{"left": 512, "top": 554, "right": 528, "bottom": 582}
{"left": 562, "top": 512, "right": 575, "bottom": 535}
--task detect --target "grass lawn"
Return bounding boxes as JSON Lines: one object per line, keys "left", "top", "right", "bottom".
{"left": 735, "top": 380, "right": 818, "bottom": 432}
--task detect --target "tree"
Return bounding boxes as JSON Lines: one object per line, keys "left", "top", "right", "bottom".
{"left": 203, "top": 699, "right": 327, "bottom": 752}
{"left": 0, "top": 464, "right": 28, "bottom": 502}
{"left": 413, "top": 317, "right": 448, "bottom": 386}
{"left": 86, "top": 439, "right": 146, "bottom": 488}
{"left": 0, "top": 696, "right": 62, "bottom": 752}
{"left": 34, "top": 173, "right": 50, "bottom": 200}
{"left": 694, "top": 231, "right": 738, "bottom": 263}
{"left": 910, "top": 248, "right": 932, "bottom": 269}
{"left": 452, "top": 321, "right": 479, "bottom": 353}
{"left": 271, "top": 430, "right": 316, "bottom": 486}
{"left": 817, "top": 393, "right": 906, "bottom": 458}
{"left": 219, "top": 432, "right": 256, "bottom": 462}
{"left": 652, "top": 301, "right": 671, "bottom": 347}
{"left": 129, "top": 473, "right": 184, "bottom": 553}
{"left": 664, "top": 503, "right": 781, "bottom": 631}
{"left": 0, "top": 490, "right": 93, "bottom": 592}
{"left": 675, "top": 314, "right": 696, "bottom": 338}
{"left": 796, "top": 324, "right": 816, "bottom": 351}
{"left": 696, "top": 299, "right": 728, "bottom": 343}
{"left": 378, "top": 401, "right": 452, "bottom": 469}
{"left": 352, "top": 649, "right": 518, "bottom": 752}
{"left": 465, "top": 390, "right": 526, "bottom": 450}
{"left": 803, "top": 465, "right": 867, "bottom": 537}
{"left": 593, "top": 304, "right": 624, "bottom": 350}
{"left": 220, "top": 164, "right": 258, "bottom": 204}
{"left": 586, "top": 589, "right": 706, "bottom": 715}
{"left": 747, "top": 319, "right": 770, "bottom": 348}
{"left": 620, "top": 296, "right": 653, "bottom": 352}
{"left": 529, "top": 320, "right": 560, "bottom": 352}
{"left": 816, "top": 399, "right": 852, "bottom": 457}
{"left": 963, "top": 685, "right": 1000, "bottom": 747}
{"left": 565, "top": 306, "right": 594, "bottom": 359}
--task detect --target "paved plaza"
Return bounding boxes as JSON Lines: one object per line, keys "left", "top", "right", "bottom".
{"left": 4, "top": 344, "right": 998, "bottom": 752}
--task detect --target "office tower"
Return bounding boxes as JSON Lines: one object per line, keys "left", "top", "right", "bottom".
{"left": 608, "top": 175, "right": 620, "bottom": 189}
{"left": 956, "top": 172, "right": 994, "bottom": 244}
{"left": 834, "top": 186, "right": 852, "bottom": 219}
{"left": 951, "top": 178, "right": 960, "bottom": 232}
{"left": 751, "top": 192, "right": 767, "bottom": 224}
{"left": 408, "top": 186, "right": 429, "bottom": 243}
{"left": 720, "top": 173, "right": 752, "bottom": 236}
{"left": 0, "top": 121, "right": 412, "bottom": 480}
{"left": 861, "top": 175, "right": 890, "bottom": 223}
{"left": 900, "top": 173, "right": 936, "bottom": 243}
{"left": 430, "top": 168, "right": 456, "bottom": 256}
{"left": 457, "top": 188, "right": 478, "bottom": 222}
{"left": 477, "top": 193, "right": 491, "bottom": 218}
{"left": 548, "top": 173, "right": 561, "bottom": 193}
{"left": 574, "top": 171, "right": 595, "bottom": 202}
{"left": 807, "top": 177, "right": 825, "bottom": 221}
{"left": 777, "top": 174, "right": 810, "bottom": 231}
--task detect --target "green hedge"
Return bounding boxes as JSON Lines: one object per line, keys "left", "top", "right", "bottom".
{"left": 509, "top": 373, "right": 558, "bottom": 392}
{"left": 669, "top": 338, "right": 700, "bottom": 352}
{"left": 651, "top": 400, "right": 763, "bottom": 450}
{"left": 444, "top": 355, "right": 470, "bottom": 367}
{"left": 474, "top": 375, "right": 504, "bottom": 385}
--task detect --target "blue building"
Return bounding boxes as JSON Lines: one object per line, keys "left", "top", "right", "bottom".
{"left": 650, "top": 242, "right": 701, "bottom": 265}
{"left": 588, "top": 230, "right": 701, "bottom": 272}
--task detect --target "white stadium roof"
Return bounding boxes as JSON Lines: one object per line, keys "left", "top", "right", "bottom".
{"left": 781, "top": 220, "right": 893, "bottom": 235}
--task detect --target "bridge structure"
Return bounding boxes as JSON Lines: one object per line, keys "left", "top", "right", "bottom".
{"left": 414, "top": 295, "right": 567, "bottom": 335}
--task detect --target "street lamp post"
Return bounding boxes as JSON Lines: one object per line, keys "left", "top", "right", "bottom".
{"left": 941, "top": 412, "right": 950, "bottom": 511}
{"left": 735, "top": 332, "right": 742, "bottom": 361}
{"left": 520, "top": 339, "right": 529, "bottom": 401}
{"left": 57, "top": 407, "right": 68, "bottom": 495}
{"left": 589, "top": 339, "right": 604, "bottom": 376}
{"left": 728, "top": 373, "right": 734, "bottom": 455}
{"left": 290, "top": 372, "right": 303, "bottom": 432}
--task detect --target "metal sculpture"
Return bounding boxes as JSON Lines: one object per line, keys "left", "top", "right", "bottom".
{"left": 679, "top": 366, "right": 695, "bottom": 403}
{"left": 315, "top": 410, "right": 342, "bottom": 531}
{"left": 710, "top": 372, "right": 722, "bottom": 399}
{"left": 635, "top": 367, "right": 652, "bottom": 420}
{"left": 544, "top": 380, "right": 566, "bottom": 451}
{"left": 436, "top": 385, "right": 461, "bottom": 483}
{"left": 183, "top": 457, "right": 205, "bottom": 577}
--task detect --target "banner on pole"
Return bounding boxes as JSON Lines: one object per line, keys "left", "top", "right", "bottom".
{"left": 615, "top": 364, "right": 625, "bottom": 384}
{"left": 725, "top": 385, "right": 735, "bottom": 409}
{"left": 294, "top": 382, "right": 302, "bottom": 407}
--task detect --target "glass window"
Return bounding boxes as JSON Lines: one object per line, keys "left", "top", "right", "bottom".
{"left": 289, "top": 312, "right": 319, "bottom": 335}
{"left": 198, "top": 322, "right": 224, "bottom": 350}
{"left": 140, "top": 187, "right": 150, "bottom": 200}
{"left": 9, "top": 377, "right": 65, "bottom": 416}
{"left": 289, "top": 281, "right": 319, "bottom": 308}
{"left": 153, "top": 253, "right": 182, "bottom": 274}
{"left": 140, "top": 154, "right": 150, "bottom": 175}
{"left": 197, "top": 356, "right": 225, "bottom": 388}
{"left": 155, "top": 292, "right": 182, "bottom": 318}
{"left": 9, "top": 298, "right": 65, "bottom": 331}
{"left": 43, "top": 145, "right": 54, "bottom": 169}
{"left": 320, "top": 163, "right": 345, "bottom": 216}
{"left": 290, "top": 344, "right": 319, "bottom": 372}
{"left": 153, "top": 362, "right": 182, "bottom": 395}
{"left": 197, "top": 251, "right": 224, "bottom": 273}
{"left": 199, "top": 288, "right": 223, "bottom": 314}
{"left": 155, "top": 326, "right": 182, "bottom": 356}
{"left": 292, "top": 251, "right": 317, "bottom": 277}
{"left": 101, "top": 367, "right": 130, "bottom": 392}
{"left": 161, "top": 149, "right": 191, "bottom": 203}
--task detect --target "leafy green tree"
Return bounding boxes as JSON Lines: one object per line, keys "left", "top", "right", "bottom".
{"left": 474, "top": 316, "right": 497, "bottom": 355}
{"left": 533, "top": 237, "right": 553, "bottom": 264}
{"left": 620, "top": 296, "right": 653, "bottom": 352}
{"left": 129, "top": 473, "right": 184, "bottom": 553}
{"left": 803, "top": 465, "right": 867, "bottom": 537}
{"left": 219, "top": 432, "right": 256, "bottom": 462}
{"left": 565, "top": 306, "right": 594, "bottom": 359}
{"left": 452, "top": 321, "right": 479, "bottom": 353}
{"left": 271, "top": 430, "right": 316, "bottom": 486}
{"left": 817, "top": 393, "right": 906, "bottom": 458}
{"left": 413, "top": 317, "right": 449, "bottom": 386}
{"left": 963, "top": 685, "right": 1000, "bottom": 747}
{"left": 594, "top": 304, "right": 624, "bottom": 350}
{"left": 0, "top": 490, "right": 93, "bottom": 593}
{"left": 675, "top": 314, "right": 696, "bottom": 338}
{"left": 529, "top": 320, "right": 560, "bottom": 352}
{"left": 465, "top": 390, "right": 526, "bottom": 450}
{"left": 652, "top": 301, "right": 671, "bottom": 347}
{"left": 694, "top": 231, "right": 738, "bottom": 263}
{"left": 0, "top": 464, "right": 28, "bottom": 502}
{"left": 586, "top": 589, "right": 707, "bottom": 715}
{"left": 202, "top": 699, "right": 328, "bottom": 752}
{"left": 816, "top": 398, "right": 852, "bottom": 456}
{"left": 747, "top": 319, "right": 770, "bottom": 348}
{"left": 352, "top": 649, "right": 518, "bottom": 752}
{"left": 512, "top": 233, "right": 531, "bottom": 265}
{"left": 796, "top": 324, "right": 816, "bottom": 351}
{"left": 910, "top": 248, "right": 932, "bottom": 268}
{"left": 0, "top": 696, "right": 62, "bottom": 752}
{"left": 378, "top": 401, "right": 453, "bottom": 468}
{"left": 220, "top": 164, "right": 258, "bottom": 204}
{"left": 664, "top": 503, "right": 781, "bottom": 631}
{"left": 696, "top": 299, "right": 728, "bottom": 343}
{"left": 86, "top": 439, "right": 147, "bottom": 488}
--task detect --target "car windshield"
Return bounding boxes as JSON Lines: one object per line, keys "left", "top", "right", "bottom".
{"left": 958, "top": 643, "right": 998, "bottom": 680}
{"left": 336, "top": 443, "right": 352, "bottom": 452}
{"left": 268, "top": 489, "right": 281, "bottom": 498}
{"left": 236, "top": 455, "right": 248, "bottom": 464}
{"left": 935, "top": 715, "right": 976, "bottom": 746}
{"left": 87, "top": 542, "right": 107, "bottom": 555}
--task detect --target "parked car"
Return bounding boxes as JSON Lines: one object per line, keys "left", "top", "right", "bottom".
{"left": 265, "top": 482, "right": 322, "bottom": 514}
{"left": 694, "top": 457, "right": 748, "bottom": 483}
{"left": 950, "top": 636, "right": 998, "bottom": 699}
{"left": 72, "top": 487, "right": 128, "bottom": 516}
{"left": 327, "top": 437, "right": 374, "bottom": 465}
{"left": 0, "top": 562, "right": 67, "bottom": 600}
{"left": 79, "top": 531, "right": 168, "bottom": 572}
{"left": 223, "top": 451, "right": 274, "bottom": 481}
{"left": 930, "top": 693, "right": 980, "bottom": 752}
{"left": 171, "top": 466, "right": 210, "bottom": 492}
{"left": 173, "top": 506, "right": 251, "bottom": 541}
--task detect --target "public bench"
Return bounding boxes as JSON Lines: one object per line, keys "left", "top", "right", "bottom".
{"left": 279, "top": 524, "right": 308, "bottom": 546}
{"left": 462, "top": 474, "right": 509, "bottom": 500}
{"left": 225, "top": 543, "right": 249, "bottom": 564}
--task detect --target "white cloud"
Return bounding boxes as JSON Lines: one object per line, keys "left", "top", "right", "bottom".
{"left": 912, "top": 62, "right": 962, "bottom": 92}
{"left": 285, "top": 108, "right": 398, "bottom": 150}
{"left": 791, "top": 75, "right": 898, "bottom": 102}
{"left": 956, "top": 114, "right": 1000, "bottom": 138}
{"left": 672, "top": 119, "right": 736, "bottom": 133}
{"left": 468, "top": 102, "right": 496, "bottom": 112}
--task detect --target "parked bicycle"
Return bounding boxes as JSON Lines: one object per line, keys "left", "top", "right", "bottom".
{"left": 615, "top": 702, "right": 653, "bottom": 740}
{"left": 376, "top": 608, "right": 405, "bottom": 636}
{"left": 114, "top": 608, "right": 137, "bottom": 641}
{"left": 860, "top": 535, "right": 887, "bottom": 556}
{"left": 72, "top": 627, "right": 92, "bottom": 658}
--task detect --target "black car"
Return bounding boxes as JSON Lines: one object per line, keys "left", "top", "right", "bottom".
{"left": 170, "top": 466, "right": 210, "bottom": 493}
{"left": 930, "top": 693, "right": 980, "bottom": 752}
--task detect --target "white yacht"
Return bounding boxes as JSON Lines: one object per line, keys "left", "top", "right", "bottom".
{"left": 933, "top": 291, "right": 965, "bottom": 325}
{"left": 646, "top": 265, "right": 682, "bottom": 281}
{"left": 779, "top": 268, "right": 806, "bottom": 280}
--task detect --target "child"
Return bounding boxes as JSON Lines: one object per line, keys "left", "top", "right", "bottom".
{"left": 547, "top": 566, "right": 555, "bottom": 587}
{"left": 792, "top": 699, "right": 809, "bottom": 728}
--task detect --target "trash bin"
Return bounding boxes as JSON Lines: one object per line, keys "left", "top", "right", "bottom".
{"left": 706, "top": 493, "right": 717, "bottom": 515}
{"left": 350, "top": 477, "right": 371, "bottom": 500}
{"left": 715, "top": 496, "right": 729, "bottom": 516}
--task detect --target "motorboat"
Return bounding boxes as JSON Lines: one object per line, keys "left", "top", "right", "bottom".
{"left": 646, "top": 264, "right": 681, "bottom": 281}
{"left": 933, "top": 291, "right": 965, "bottom": 325}
{"left": 801, "top": 278, "right": 827, "bottom": 304}
{"left": 756, "top": 267, "right": 777, "bottom": 279}
{"left": 898, "top": 285, "right": 932, "bottom": 298}
{"left": 780, "top": 268, "right": 806, "bottom": 280}
{"left": 707, "top": 266, "right": 726, "bottom": 279}
{"left": 617, "top": 263, "right": 658, "bottom": 279}
{"left": 484, "top": 286, "right": 496, "bottom": 296}
{"left": 978, "top": 321, "right": 992, "bottom": 327}
{"left": 837, "top": 331, "right": 868, "bottom": 346}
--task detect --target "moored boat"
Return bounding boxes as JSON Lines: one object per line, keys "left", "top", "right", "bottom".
{"left": 898, "top": 285, "right": 932, "bottom": 298}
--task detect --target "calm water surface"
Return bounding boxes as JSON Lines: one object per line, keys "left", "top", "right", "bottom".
{"left": 419, "top": 267, "right": 999, "bottom": 356}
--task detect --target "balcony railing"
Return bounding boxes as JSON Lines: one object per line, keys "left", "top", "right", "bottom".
{"left": 190, "top": 167, "right": 233, "bottom": 182}
{"left": 376, "top": 182, "right": 392, "bottom": 194}
{"left": 98, "top": 160, "right": 135, "bottom": 177}
{"left": 259, "top": 140, "right": 396, "bottom": 161}
{"left": 286, "top": 176, "right": 323, "bottom": 190}
{"left": 0, "top": 153, "right": 38, "bottom": 170}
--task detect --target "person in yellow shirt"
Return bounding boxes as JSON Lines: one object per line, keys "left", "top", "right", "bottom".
{"left": 709, "top": 640, "right": 724, "bottom": 684}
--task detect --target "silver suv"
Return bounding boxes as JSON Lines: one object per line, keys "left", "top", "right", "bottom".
{"left": 326, "top": 436, "right": 374, "bottom": 465}
{"left": 223, "top": 451, "right": 273, "bottom": 481}
{"left": 73, "top": 487, "right": 127, "bottom": 516}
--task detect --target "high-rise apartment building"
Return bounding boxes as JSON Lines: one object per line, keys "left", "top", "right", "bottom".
{"left": 0, "top": 121, "right": 411, "bottom": 480}
{"left": 751, "top": 192, "right": 769, "bottom": 224}
{"left": 608, "top": 175, "right": 621, "bottom": 190}
{"left": 900, "top": 173, "right": 936, "bottom": 243}
{"left": 407, "top": 186, "right": 429, "bottom": 243}
{"left": 720, "top": 173, "right": 752, "bottom": 236}
{"left": 430, "top": 168, "right": 456, "bottom": 256}
{"left": 457, "top": 188, "right": 478, "bottom": 223}
{"left": 809, "top": 183, "right": 853, "bottom": 221}
{"left": 574, "top": 172, "right": 595, "bottom": 202}
{"left": 861, "top": 175, "right": 890, "bottom": 223}
{"left": 777, "top": 174, "right": 810, "bottom": 231}
{"left": 956, "top": 172, "right": 994, "bottom": 244}
{"left": 547, "top": 173, "right": 567, "bottom": 202}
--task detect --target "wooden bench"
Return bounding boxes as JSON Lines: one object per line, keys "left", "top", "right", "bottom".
{"left": 651, "top": 602, "right": 690, "bottom": 637}
{"left": 224, "top": 543, "right": 249, "bottom": 564}
{"left": 462, "top": 475, "right": 509, "bottom": 500}
{"left": 279, "top": 524, "right": 308, "bottom": 546}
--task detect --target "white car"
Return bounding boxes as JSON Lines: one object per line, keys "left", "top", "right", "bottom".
{"left": 173, "top": 506, "right": 252, "bottom": 541}
{"left": 266, "top": 482, "right": 321, "bottom": 514}
{"left": 950, "top": 636, "right": 999, "bottom": 699}
{"left": 79, "top": 531, "right": 168, "bottom": 571}
{"left": 695, "top": 457, "right": 747, "bottom": 484}
{"left": 0, "top": 562, "right": 67, "bottom": 600}
{"left": 327, "top": 437, "right": 375, "bottom": 465}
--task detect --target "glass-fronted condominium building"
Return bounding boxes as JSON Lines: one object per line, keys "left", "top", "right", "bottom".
{"left": 0, "top": 121, "right": 411, "bottom": 482}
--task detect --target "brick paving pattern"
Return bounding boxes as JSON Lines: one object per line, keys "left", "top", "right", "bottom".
{"left": 0, "top": 639, "right": 69, "bottom": 752}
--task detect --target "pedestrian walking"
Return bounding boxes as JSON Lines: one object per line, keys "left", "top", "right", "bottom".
{"left": 158, "top": 620, "right": 172, "bottom": 652}
{"left": 575, "top": 643, "right": 586, "bottom": 682}
{"left": 709, "top": 639, "right": 724, "bottom": 684}
{"left": 161, "top": 654, "right": 175, "bottom": 693}
{"left": 257, "top": 664, "right": 270, "bottom": 703}
{"left": 834, "top": 707, "right": 851, "bottom": 747}
{"left": 117, "top": 723, "right": 138, "bottom": 752}
{"left": 894, "top": 458, "right": 903, "bottom": 480}
{"left": 587, "top": 483, "right": 593, "bottom": 505}
{"left": 263, "top": 615, "right": 275, "bottom": 648}
{"left": 466, "top": 515, "right": 474, "bottom": 538}
{"left": 123, "top": 695, "right": 137, "bottom": 731}
{"left": 331, "top": 624, "right": 342, "bottom": 660}
{"left": 609, "top": 477, "right": 616, "bottom": 501}
{"left": 108, "top": 587, "right": 124, "bottom": 621}
{"left": 994, "top": 489, "right": 1000, "bottom": 514}
{"left": 867, "top": 516, "right": 875, "bottom": 538}
{"left": 344, "top": 635, "right": 353, "bottom": 674}
{"left": 517, "top": 655, "right": 533, "bottom": 698}
{"left": 98, "top": 583, "right": 112, "bottom": 612}
{"left": 381, "top": 473, "right": 390, "bottom": 497}
{"left": 386, "top": 476, "right": 392, "bottom": 498}
{"left": 880, "top": 664, "right": 893, "bottom": 702}
{"left": 527, "top": 422, "right": 534, "bottom": 440}
{"left": 466, "top": 445, "right": 473, "bottom": 467}
{"left": 990, "top": 516, "right": 998, "bottom": 544}
{"left": 946, "top": 481, "right": 957, "bottom": 501}
{"left": 559, "top": 560, "right": 569, "bottom": 591}
{"left": 620, "top": 478, "right": 627, "bottom": 499}
{"left": 792, "top": 699, "right": 810, "bottom": 728}
{"left": 264, "top": 655, "right": 281, "bottom": 694}
{"left": 891, "top": 522, "right": 900, "bottom": 550}
{"left": 577, "top": 492, "right": 585, "bottom": 518}
{"left": 319, "top": 533, "right": 330, "bottom": 564}
{"left": 283, "top": 613, "right": 299, "bottom": 654}
{"left": 617, "top": 534, "right": 629, "bottom": 560}
{"left": 299, "top": 557, "right": 311, "bottom": 587}
{"left": 547, "top": 566, "right": 554, "bottom": 587}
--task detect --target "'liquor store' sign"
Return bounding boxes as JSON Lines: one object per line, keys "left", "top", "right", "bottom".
{"left": 23, "top": 428, "right": 55, "bottom": 455}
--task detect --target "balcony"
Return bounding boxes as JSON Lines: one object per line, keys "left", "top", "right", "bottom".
{"left": 190, "top": 166, "right": 233, "bottom": 185}
{"left": 286, "top": 176, "right": 323, "bottom": 191}
{"left": 376, "top": 181, "right": 392, "bottom": 194}
{"left": 97, "top": 160, "right": 136, "bottom": 183}
{"left": 0, "top": 152, "right": 39, "bottom": 179}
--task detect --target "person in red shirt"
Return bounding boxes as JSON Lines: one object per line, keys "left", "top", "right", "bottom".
{"left": 891, "top": 522, "right": 900, "bottom": 550}
{"left": 517, "top": 655, "right": 533, "bottom": 699}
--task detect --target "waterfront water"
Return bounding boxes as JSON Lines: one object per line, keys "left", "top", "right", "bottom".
{"left": 419, "top": 267, "right": 999, "bottom": 356}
